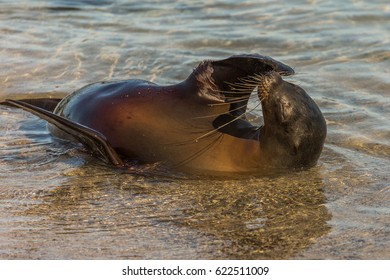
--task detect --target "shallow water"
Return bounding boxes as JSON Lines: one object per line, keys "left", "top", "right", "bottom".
{"left": 0, "top": 0, "right": 389, "bottom": 259}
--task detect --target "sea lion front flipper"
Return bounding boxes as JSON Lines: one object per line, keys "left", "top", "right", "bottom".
{"left": 211, "top": 54, "right": 295, "bottom": 77}
{"left": 5, "top": 99, "right": 124, "bottom": 166}
{"left": 192, "top": 54, "right": 295, "bottom": 118}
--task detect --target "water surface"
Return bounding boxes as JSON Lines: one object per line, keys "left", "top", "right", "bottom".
{"left": 0, "top": 0, "right": 389, "bottom": 259}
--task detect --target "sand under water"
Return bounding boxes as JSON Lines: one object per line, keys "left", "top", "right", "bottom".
{"left": 0, "top": 0, "right": 389, "bottom": 259}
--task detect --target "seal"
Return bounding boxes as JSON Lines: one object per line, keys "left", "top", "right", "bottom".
{"left": 4, "top": 54, "right": 326, "bottom": 175}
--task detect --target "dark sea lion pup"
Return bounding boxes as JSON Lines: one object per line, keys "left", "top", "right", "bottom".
{"left": 4, "top": 54, "right": 326, "bottom": 175}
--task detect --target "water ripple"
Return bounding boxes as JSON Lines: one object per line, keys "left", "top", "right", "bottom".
{"left": 0, "top": 0, "right": 389, "bottom": 259}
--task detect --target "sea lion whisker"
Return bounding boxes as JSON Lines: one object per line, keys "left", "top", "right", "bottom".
{"left": 225, "top": 84, "right": 257, "bottom": 93}
{"left": 237, "top": 76, "right": 259, "bottom": 84}
{"left": 194, "top": 101, "right": 262, "bottom": 142}
{"left": 165, "top": 127, "right": 221, "bottom": 147}
{"left": 236, "top": 76, "right": 262, "bottom": 85}
{"left": 237, "top": 73, "right": 267, "bottom": 85}
{"left": 225, "top": 80, "right": 254, "bottom": 88}
{"left": 192, "top": 102, "right": 253, "bottom": 120}
{"left": 225, "top": 94, "right": 258, "bottom": 102}
{"left": 218, "top": 89, "right": 254, "bottom": 96}
{"left": 218, "top": 84, "right": 258, "bottom": 94}
{"left": 237, "top": 100, "right": 262, "bottom": 120}
{"left": 192, "top": 126, "right": 225, "bottom": 142}
{"left": 213, "top": 88, "right": 253, "bottom": 95}
{"left": 225, "top": 82, "right": 257, "bottom": 91}
{"left": 207, "top": 95, "right": 257, "bottom": 107}
{"left": 246, "top": 100, "right": 263, "bottom": 115}
{"left": 232, "top": 81, "right": 262, "bottom": 90}
{"left": 172, "top": 133, "right": 224, "bottom": 169}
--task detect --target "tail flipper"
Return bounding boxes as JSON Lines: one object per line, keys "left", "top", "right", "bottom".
{"left": 5, "top": 99, "right": 124, "bottom": 167}
{"left": 1, "top": 98, "right": 62, "bottom": 112}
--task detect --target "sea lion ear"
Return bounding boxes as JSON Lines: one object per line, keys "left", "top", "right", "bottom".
{"left": 211, "top": 54, "right": 295, "bottom": 77}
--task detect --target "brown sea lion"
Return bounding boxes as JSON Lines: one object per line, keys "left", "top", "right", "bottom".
{"left": 4, "top": 54, "right": 326, "bottom": 175}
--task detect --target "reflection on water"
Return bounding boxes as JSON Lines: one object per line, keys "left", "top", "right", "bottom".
{"left": 1, "top": 141, "right": 331, "bottom": 259}
{"left": 0, "top": 0, "right": 389, "bottom": 259}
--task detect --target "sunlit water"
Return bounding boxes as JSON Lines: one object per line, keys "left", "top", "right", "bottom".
{"left": 0, "top": 0, "right": 389, "bottom": 259}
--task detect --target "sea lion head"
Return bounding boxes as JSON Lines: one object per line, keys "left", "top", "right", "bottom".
{"left": 258, "top": 72, "right": 327, "bottom": 168}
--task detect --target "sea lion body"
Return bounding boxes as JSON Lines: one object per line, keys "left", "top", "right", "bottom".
{"left": 4, "top": 54, "right": 326, "bottom": 175}
{"left": 51, "top": 77, "right": 263, "bottom": 173}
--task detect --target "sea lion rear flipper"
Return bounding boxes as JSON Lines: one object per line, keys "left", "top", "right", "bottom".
{"left": 5, "top": 99, "right": 124, "bottom": 166}
{"left": 1, "top": 98, "right": 62, "bottom": 112}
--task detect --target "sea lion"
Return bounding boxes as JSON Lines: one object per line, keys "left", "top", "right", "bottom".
{"left": 4, "top": 54, "right": 326, "bottom": 175}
